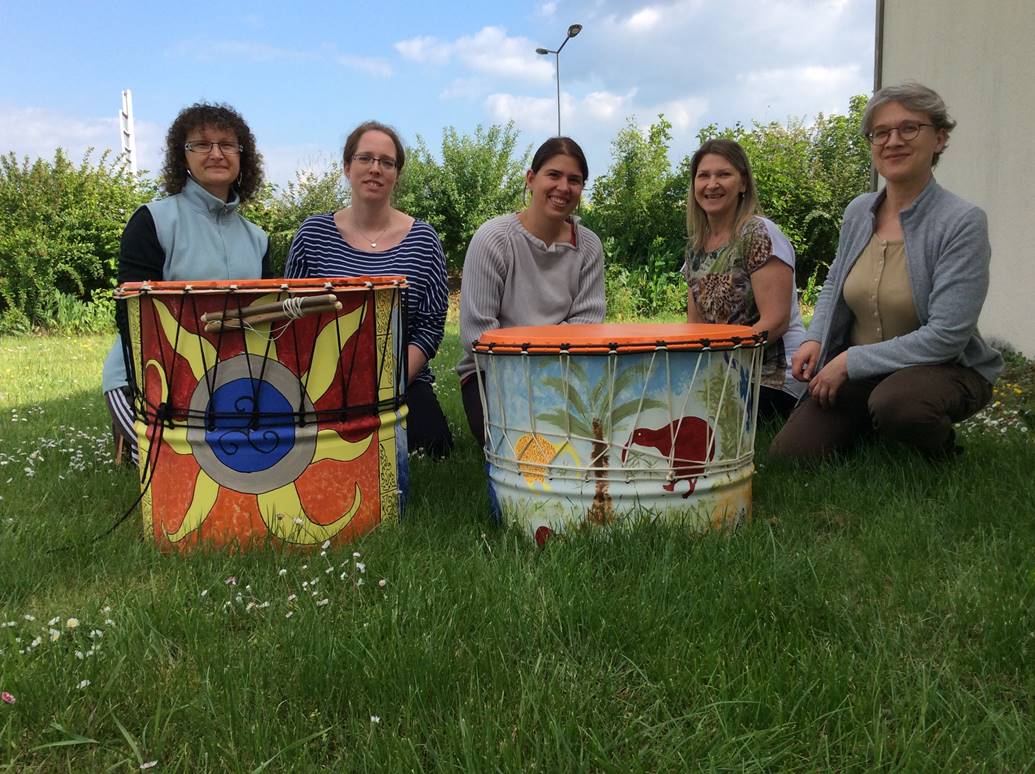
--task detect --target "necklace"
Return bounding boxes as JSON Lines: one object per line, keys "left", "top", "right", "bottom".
{"left": 349, "top": 211, "right": 391, "bottom": 249}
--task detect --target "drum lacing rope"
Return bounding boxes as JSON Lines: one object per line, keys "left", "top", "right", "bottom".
{"left": 280, "top": 296, "right": 308, "bottom": 319}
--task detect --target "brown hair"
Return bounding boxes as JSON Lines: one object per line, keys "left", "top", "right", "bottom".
{"left": 686, "top": 139, "right": 760, "bottom": 254}
{"left": 162, "top": 102, "right": 263, "bottom": 202}
{"left": 342, "top": 121, "right": 406, "bottom": 172}
{"left": 529, "top": 136, "right": 589, "bottom": 180}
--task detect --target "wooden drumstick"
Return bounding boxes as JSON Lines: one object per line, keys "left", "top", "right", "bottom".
{"left": 204, "top": 302, "right": 342, "bottom": 332}
{"left": 201, "top": 294, "right": 338, "bottom": 323}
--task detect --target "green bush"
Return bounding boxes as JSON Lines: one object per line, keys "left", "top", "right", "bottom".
{"left": 242, "top": 165, "right": 350, "bottom": 276}
{"left": 604, "top": 238, "right": 686, "bottom": 320}
{"left": 0, "top": 149, "right": 153, "bottom": 332}
{"left": 396, "top": 124, "right": 530, "bottom": 273}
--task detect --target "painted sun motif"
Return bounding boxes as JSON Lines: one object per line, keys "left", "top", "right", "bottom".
{"left": 132, "top": 291, "right": 398, "bottom": 549}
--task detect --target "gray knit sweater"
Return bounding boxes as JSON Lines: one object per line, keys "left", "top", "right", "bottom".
{"left": 807, "top": 177, "right": 1002, "bottom": 384}
{"left": 456, "top": 213, "right": 605, "bottom": 379}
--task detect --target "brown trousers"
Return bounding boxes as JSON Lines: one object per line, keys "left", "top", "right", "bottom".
{"left": 768, "top": 363, "right": 992, "bottom": 463}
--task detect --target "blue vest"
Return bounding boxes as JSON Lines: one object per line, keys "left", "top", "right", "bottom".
{"left": 101, "top": 178, "right": 268, "bottom": 392}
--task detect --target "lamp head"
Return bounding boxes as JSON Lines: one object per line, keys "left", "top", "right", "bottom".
{"left": 535, "top": 47, "right": 550, "bottom": 55}
{"left": 567, "top": 24, "right": 583, "bottom": 37}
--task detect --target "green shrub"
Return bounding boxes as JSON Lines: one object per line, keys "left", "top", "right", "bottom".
{"left": 242, "top": 165, "right": 350, "bottom": 276}
{"left": 0, "top": 149, "right": 153, "bottom": 330}
{"left": 605, "top": 238, "right": 686, "bottom": 320}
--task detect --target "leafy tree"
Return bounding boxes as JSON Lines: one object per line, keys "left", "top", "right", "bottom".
{"left": 0, "top": 149, "right": 154, "bottom": 331}
{"left": 582, "top": 115, "right": 686, "bottom": 273}
{"left": 395, "top": 123, "right": 530, "bottom": 273}
{"left": 243, "top": 164, "right": 350, "bottom": 276}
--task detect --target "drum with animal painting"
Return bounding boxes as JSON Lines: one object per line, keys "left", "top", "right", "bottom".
{"left": 116, "top": 277, "right": 408, "bottom": 551}
{"left": 473, "top": 323, "right": 764, "bottom": 542}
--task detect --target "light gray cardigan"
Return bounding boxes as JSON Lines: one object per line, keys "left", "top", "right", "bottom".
{"left": 806, "top": 178, "right": 1002, "bottom": 385}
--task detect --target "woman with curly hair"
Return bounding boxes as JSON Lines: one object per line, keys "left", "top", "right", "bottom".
{"left": 101, "top": 102, "right": 271, "bottom": 463}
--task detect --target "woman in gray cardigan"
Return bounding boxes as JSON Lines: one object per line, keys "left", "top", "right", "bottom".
{"left": 769, "top": 82, "right": 1001, "bottom": 462}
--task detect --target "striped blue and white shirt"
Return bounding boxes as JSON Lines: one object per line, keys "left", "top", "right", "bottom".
{"left": 285, "top": 214, "right": 449, "bottom": 383}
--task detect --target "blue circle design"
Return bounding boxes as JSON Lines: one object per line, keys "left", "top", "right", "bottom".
{"left": 205, "top": 378, "right": 296, "bottom": 473}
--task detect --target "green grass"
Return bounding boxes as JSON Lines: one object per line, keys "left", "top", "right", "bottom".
{"left": 1, "top": 330, "right": 1034, "bottom": 772}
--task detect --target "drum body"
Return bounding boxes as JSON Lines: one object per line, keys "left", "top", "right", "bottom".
{"left": 473, "top": 323, "right": 763, "bottom": 541}
{"left": 118, "top": 278, "right": 408, "bottom": 551}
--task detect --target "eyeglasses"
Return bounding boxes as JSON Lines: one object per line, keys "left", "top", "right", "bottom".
{"left": 350, "top": 153, "right": 397, "bottom": 171}
{"left": 866, "top": 122, "right": 934, "bottom": 146}
{"left": 185, "top": 141, "right": 244, "bottom": 155}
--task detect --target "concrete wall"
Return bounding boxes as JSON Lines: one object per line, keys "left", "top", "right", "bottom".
{"left": 879, "top": 0, "right": 1035, "bottom": 357}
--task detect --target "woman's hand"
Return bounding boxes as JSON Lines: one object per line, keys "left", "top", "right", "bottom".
{"left": 808, "top": 351, "right": 849, "bottom": 409}
{"left": 406, "top": 345, "right": 428, "bottom": 386}
{"left": 792, "top": 340, "right": 821, "bottom": 382}
{"left": 687, "top": 293, "right": 706, "bottom": 323}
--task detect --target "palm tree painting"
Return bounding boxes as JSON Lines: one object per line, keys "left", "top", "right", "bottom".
{"left": 532, "top": 356, "right": 665, "bottom": 524}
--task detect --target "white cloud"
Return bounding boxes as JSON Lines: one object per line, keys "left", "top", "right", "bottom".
{"left": 583, "top": 89, "right": 638, "bottom": 122}
{"left": 395, "top": 26, "right": 554, "bottom": 84}
{"left": 170, "top": 39, "right": 392, "bottom": 77}
{"left": 461, "top": 27, "right": 555, "bottom": 82}
{"left": 259, "top": 145, "right": 338, "bottom": 190}
{"left": 733, "top": 64, "right": 867, "bottom": 123}
{"left": 335, "top": 54, "right": 393, "bottom": 78}
{"left": 626, "top": 6, "right": 662, "bottom": 31}
{"left": 394, "top": 36, "right": 451, "bottom": 65}
{"left": 539, "top": 1, "right": 558, "bottom": 17}
{"left": 485, "top": 93, "right": 565, "bottom": 134}
{"left": 0, "top": 105, "right": 163, "bottom": 175}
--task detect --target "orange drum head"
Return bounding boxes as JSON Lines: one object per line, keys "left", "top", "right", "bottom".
{"left": 116, "top": 276, "right": 407, "bottom": 297}
{"left": 474, "top": 322, "right": 762, "bottom": 354}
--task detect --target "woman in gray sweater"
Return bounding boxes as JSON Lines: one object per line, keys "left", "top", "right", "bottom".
{"left": 457, "top": 137, "right": 605, "bottom": 446}
{"left": 769, "top": 82, "right": 1002, "bottom": 462}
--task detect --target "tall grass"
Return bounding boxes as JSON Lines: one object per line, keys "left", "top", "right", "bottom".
{"left": 1, "top": 331, "right": 1033, "bottom": 771}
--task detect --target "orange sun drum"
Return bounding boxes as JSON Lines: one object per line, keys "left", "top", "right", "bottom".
{"left": 473, "top": 323, "right": 764, "bottom": 543}
{"left": 117, "top": 277, "right": 408, "bottom": 551}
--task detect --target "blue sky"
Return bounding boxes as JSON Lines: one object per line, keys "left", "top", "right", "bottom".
{"left": 0, "top": 0, "right": 875, "bottom": 192}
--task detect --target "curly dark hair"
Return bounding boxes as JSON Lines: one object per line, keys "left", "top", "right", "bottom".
{"left": 161, "top": 102, "right": 264, "bottom": 202}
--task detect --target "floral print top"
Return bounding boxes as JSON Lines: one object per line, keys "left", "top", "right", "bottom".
{"left": 682, "top": 216, "right": 806, "bottom": 395}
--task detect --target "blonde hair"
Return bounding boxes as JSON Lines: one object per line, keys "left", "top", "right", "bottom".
{"left": 686, "top": 139, "right": 759, "bottom": 254}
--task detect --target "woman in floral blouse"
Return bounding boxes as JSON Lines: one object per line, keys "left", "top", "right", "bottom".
{"left": 683, "top": 138, "right": 806, "bottom": 421}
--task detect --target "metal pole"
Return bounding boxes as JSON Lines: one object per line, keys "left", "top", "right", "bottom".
{"left": 120, "top": 89, "right": 137, "bottom": 175}
{"left": 555, "top": 51, "right": 562, "bottom": 136}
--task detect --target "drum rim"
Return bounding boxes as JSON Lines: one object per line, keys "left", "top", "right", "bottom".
{"left": 115, "top": 276, "right": 407, "bottom": 296}
{"left": 473, "top": 322, "right": 764, "bottom": 353}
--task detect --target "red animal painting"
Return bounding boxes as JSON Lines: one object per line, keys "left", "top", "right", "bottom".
{"left": 622, "top": 417, "right": 715, "bottom": 498}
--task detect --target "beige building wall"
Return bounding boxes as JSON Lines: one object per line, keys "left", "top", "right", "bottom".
{"left": 879, "top": 0, "right": 1035, "bottom": 358}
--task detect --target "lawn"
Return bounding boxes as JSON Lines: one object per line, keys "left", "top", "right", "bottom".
{"left": 0, "top": 329, "right": 1033, "bottom": 771}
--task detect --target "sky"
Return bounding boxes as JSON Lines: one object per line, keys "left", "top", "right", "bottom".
{"left": 0, "top": 0, "right": 875, "bottom": 193}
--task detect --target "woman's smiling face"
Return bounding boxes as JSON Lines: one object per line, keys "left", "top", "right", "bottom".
{"left": 344, "top": 130, "right": 399, "bottom": 203}
{"left": 869, "top": 101, "right": 946, "bottom": 186}
{"left": 526, "top": 153, "right": 585, "bottom": 220}
{"left": 693, "top": 153, "right": 746, "bottom": 224}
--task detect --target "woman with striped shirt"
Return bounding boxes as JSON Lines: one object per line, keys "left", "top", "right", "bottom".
{"left": 285, "top": 121, "right": 453, "bottom": 458}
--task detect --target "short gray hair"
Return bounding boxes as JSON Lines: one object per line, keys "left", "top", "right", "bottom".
{"left": 861, "top": 82, "right": 956, "bottom": 166}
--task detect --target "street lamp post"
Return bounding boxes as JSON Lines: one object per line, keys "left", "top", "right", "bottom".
{"left": 535, "top": 23, "right": 582, "bottom": 136}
